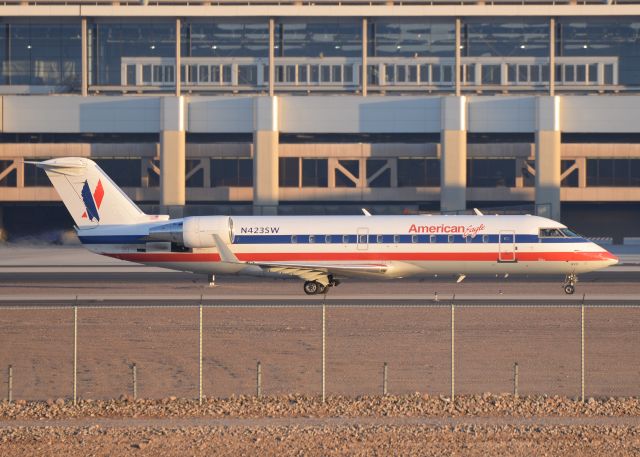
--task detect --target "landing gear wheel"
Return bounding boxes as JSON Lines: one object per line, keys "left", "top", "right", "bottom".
{"left": 563, "top": 273, "right": 577, "bottom": 295}
{"left": 304, "top": 281, "right": 322, "bottom": 295}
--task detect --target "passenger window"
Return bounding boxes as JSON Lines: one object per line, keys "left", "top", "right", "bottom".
{"left": 482, "top": 234, "right": 490, "bottom": 243}
{"left": 342, "top": 235, "right": 349, "bottom": 244}
{"left": 291, "top": 235, "right": 297, "bottom": 243}
{"left": 393, "top": 235, "right": 400, "bottom": 244}
{"left": 358, "top": 235, "right": 367, "bottom": 244}
{"left": 325, "top": 235, "right": 332, "bottom": 243}
{"left": 539, "top": 228, "right": 564, "bottom": 238}
{"left": 411, "top": 235, "right": 418, "bottom": 243}
{"left": 448, "top": 235, "right": 455, "bottom": 243}
{"left": 377, "top": 235, "right": 384, "bottom": 244}
{"left": 430, "top": 235, "right": 437, "bottom": 244}
{"left": 309, "top": 235, "right": 315, "bottom": 243}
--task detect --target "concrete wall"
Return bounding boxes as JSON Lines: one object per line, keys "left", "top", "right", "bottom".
{"left": 4, "top": 94, "right": 640, "bottom": 218}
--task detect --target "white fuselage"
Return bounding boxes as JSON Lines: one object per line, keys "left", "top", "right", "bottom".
{"left": 77, "top": 215, "right": 618, "bottom": 279}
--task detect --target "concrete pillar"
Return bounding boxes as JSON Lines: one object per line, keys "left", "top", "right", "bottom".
{"left": 440, "top": 96, "right": 467, "bottom": 214}
{"left": 253, "top": 96, "right": 279, "bottom": 215}
{"left": 160, "top": 96, "right": 186, "bottom": 214}
{"left": 535, "top": 96, "right": 561, "bottom": 221}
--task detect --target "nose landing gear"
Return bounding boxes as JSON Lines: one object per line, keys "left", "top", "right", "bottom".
{"left": 563, "top": 274, "right": 577, "bottom": 295}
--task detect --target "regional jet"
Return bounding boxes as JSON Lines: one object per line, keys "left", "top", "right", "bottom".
{"left": 32, "top": 158, "right": 618, "bottom": 295}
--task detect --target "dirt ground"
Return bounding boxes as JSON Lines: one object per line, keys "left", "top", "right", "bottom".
{"left": 2, "top": 395, "right": 640, "bottom": 456}
{"left": 0, "top": 306, "right": 639, "bottom": 401}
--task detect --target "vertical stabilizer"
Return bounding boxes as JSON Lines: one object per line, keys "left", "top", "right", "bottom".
{"left": 31, "top": 157, "right": 149, "bottom": 227}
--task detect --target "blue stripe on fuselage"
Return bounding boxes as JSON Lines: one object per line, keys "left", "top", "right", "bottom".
{"left": 78, "top": 233, "right": 590, "bottom": 245}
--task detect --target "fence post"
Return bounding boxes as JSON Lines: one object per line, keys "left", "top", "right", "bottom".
{"left": 132, "top": 363, "right": 137, "bottom": 400}
{"left": 513, "top": 362, "right": 519, "bottom": 397}
{"left": 581, "top": 295, "right": 585, "bottom": 402}
{"left": 199, "top": 301, "right": 203, "bottom": 405}
{"left": 256, "top": 361, "right": 262, "bottom": 398}
{"left": 7, "top": 365, "right": 12, "bottom": 403}
{"left": 451, "top": 298, "right": 455, "bottom": 403}
{"left": 73, "top": 303, "right": 78, "bottom": 406}
{"left": 383, "top": 362, "right": 388, "bottom": 396}
{"left": 322, "top": 301, "right": 326, "bottom": 403}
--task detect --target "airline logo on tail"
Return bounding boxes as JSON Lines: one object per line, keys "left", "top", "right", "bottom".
{"left": 81, "top": 179, "right": 104, "bottom": 222}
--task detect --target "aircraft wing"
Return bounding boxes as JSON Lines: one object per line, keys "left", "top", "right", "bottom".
{"left": 249, "top": 262, "right": 388, "bottom": 285}
{"left": 211, "top": 234, "right": 387, "bottom": 285}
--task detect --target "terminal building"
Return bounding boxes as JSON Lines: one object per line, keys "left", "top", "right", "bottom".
{"left": 1, "top": 1, "right": 640, "bottom": 240}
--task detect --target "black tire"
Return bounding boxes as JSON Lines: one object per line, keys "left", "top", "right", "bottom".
{"left": 564, "top": 284, "right": 575, "bottom": 295}
{"left": 304, "top": 281, "right": 319, "bottom": 295}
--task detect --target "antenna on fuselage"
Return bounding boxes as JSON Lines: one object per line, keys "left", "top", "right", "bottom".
{"left": 361, "top": 208, "right": 372, "bottom": 216}
{"left": 473, "top": 208, "right": 484, "bottom": 216}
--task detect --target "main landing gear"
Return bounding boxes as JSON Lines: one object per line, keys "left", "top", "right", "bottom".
{"left": 563, "top": 274, "right": 577, "bottom": 295}
{"left": 303, "top": 277, "right": 341, "bottom": 295}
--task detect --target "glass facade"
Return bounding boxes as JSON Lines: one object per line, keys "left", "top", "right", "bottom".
{"left": 368, "top": 20, "right": 455, "bottom": 57}
{"left": 277, "top": 20, "right": 361, "bottom": 57}
{"left": 586, "top": 159, "right": 640, "bottom": 187}
{"left": 467, "top": 159, "right": 515, "bottom": 187}
{"left": 183, "top": 21, "right": 268, "bottom": 58}
{"left": 0, "top": 16, "right": 638, "bottom": 94}
{"left": 0, "top": 22, "right": 81, "bottom": 88}
{"left": 94, "top": 159, "right": 141, "bottom": 187}
{"left": 398, "top": 159, "right": 440, "bottom": 187}
{"left": 558, "top": 19, "right": 640, "bottom": 86}
{"left": 211, "top": 159, "right": 253, "bottom": 187}
{"left": 92, "top": 21, "right": 176, "bottom": 85}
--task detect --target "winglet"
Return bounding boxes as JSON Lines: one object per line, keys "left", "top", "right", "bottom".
{"left": 212, "top": 234, "right": 241, "bottom": 264}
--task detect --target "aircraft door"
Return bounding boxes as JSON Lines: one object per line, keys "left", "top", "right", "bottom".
{"left": 498, "top": 230, "right": 517, "bottom": 262}
{"left": 357, "top": 227, "right": 369, "bottom": 251}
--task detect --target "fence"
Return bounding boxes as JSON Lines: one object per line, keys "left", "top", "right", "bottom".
{"left": 1, "top": 300, "right": 639, "bottom": 402}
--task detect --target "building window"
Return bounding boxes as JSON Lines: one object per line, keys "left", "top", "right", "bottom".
{"left": 211, "top": 158, "right": 253, "bottom": 187}
{"left": 587, "top": 159, "right": 640, "bottom": 187}
{"left": 558, "top": 19, "right": 640, "bottom": 86}
{"left": 335, "top": 159, "right": 359, "bottom": 188}
{"left": 302, "top": 159, "right": 328, "bottom": 187}
{"left": 398, "top": 158, "right": 440, "bottom": 187}
{"left": 279, "top": 157, "right": 300, "bottom": 187}
{"left": 185, "top": 159, "right": 204, "bottom": 188}
{"left": 93, "top": 159, "right": 142, "bottom": 187}
{"left": 367, "top": 159, "right": 391, "bottom": 188}
{"left": 561, "top": 160, "right": 579, "bottom": 187}
{"left": 0, "top": 23, "right": 81, "bottom": 88}
{"left": 277, "top": 20, "right": 362, "bottom": 58}
{"left": 93, "top": 22, "right": 176, "bottom": 85}
{"left": 0, "top": 161, "right": 16, "bottom": 187}
{"left": 467, "top": 159, "right": 515, "bottom": 187}
{"left": 368, "top": 20, "right": 455, "bottom": 58}
{"left": 183, "top": 22, "right": 268, "bottom": 58}
{"left": 464, "top": 19, "right": 549, "bottom": 58}
{"left": 24, "top": 158, "right": 51, "bottom": 187}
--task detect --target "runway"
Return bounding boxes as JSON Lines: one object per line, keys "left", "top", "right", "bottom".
{"left": 2, "top": 246, "right": 640, "bottom": 305}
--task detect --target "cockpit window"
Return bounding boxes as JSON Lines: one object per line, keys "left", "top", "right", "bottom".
{"left": 539, "top": 228, "right": 564, "bottom": 238}
{"left": 560, "top": 228, "right": 579, "bottom": 237}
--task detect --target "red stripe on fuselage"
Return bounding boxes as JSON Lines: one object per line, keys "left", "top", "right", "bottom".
{"left": 104, "top": 251, "right": 615, "bottom": 263}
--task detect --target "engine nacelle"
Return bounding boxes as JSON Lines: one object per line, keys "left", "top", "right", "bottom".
{"left": 182, "top": 216, "right": 232, "bottom": 248}
{"left": 148, "top": 216, "right": 232, "bottom": 248}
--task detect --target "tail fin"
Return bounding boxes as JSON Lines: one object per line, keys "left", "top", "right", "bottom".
{"left": 31, "top": 157, "right": 167, "bottom": 227}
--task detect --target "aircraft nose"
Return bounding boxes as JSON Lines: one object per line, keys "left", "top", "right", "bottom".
{"left": 602, "top": 249, "right": 619, "bottom": 266}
